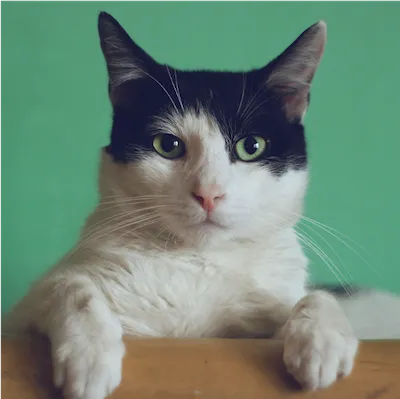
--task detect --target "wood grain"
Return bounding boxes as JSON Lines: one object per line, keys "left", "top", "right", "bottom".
{"left": 2, "top": 337, "right": 400, "bottom": 399}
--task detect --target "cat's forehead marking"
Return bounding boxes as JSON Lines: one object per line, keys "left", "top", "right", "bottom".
{"left": 155, "top": 108, "right": 222, "bottom": 140}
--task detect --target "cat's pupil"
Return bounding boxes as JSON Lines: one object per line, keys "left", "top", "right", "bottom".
{"left": 162, "top": 136, "right": 179, "bottom": 152}
{"left": 244, "top": 136, "right": 259, "bottom": 154}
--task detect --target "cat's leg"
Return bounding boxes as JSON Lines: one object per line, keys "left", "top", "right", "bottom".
{"left": 10, "top": 273, "right": 125, "bottom": 399}
{"left": 280, "top": 290, "right": 358, "bottom": 390}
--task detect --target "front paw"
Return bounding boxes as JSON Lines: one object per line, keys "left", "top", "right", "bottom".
{"left": 52, "top": 336, "right": 125, "bottom": 399}
{"left": 282, "top": 292, "right": 358, "bottom": 390}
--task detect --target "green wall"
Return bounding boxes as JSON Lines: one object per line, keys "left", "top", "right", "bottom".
{"left": 2, "top": 2, "right": 400, "bottom": 314}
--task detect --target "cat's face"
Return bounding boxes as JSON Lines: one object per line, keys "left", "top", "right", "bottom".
{"left": 98, "top": 13, "right": 326, "bottom": 246}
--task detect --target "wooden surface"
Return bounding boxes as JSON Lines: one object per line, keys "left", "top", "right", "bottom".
{"left": 2, "top": 337, "right": 400, "bottom": 399}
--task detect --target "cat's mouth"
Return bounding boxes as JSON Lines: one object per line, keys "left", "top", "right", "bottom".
{"left": 192, "top": 218, "right": 227, "bottom": 230}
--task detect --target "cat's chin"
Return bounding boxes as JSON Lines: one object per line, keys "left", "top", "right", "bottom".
{"left": 167, "top": 222, "right": 233, "bottom": 249}
{"left": 185, "top": 233, "right": 229, "bottom": 249}
{"left": 188, "top": 219, "right": 228, "bottom": 230}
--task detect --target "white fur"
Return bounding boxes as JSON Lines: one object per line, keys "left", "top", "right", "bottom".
{"left": 4, "top": 108, "right": 367, "bottom": 398}
{"left": 338, "top": 291, "right": 400, "bottom": 339}
{"left": 282, "top": 291, "right": 358, "bottom": 390}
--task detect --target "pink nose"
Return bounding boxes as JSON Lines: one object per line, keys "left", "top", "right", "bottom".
{"left": 191, "top": 185, "right": 225, "bottom": 212}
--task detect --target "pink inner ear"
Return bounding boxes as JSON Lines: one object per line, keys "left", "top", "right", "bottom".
{"left": 282, "top": 88, "right": 309, "bottom": 122}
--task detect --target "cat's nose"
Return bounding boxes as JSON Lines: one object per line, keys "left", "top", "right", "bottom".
{"left": 191, "top": 184, "right": 225, "bottom": 212}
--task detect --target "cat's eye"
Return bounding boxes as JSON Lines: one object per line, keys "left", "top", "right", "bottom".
{"left": 152, "top": 134, "right": 185, "bottom": 159}
{"left": 235, "top": 135, "right": 268, "bottom": 162}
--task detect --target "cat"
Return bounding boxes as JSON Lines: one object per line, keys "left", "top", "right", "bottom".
{"left": 4, "top": 11, "right": 400, "bottom": 399}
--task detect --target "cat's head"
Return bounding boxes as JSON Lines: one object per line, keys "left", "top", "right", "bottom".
{"left": 97, "top": 12, "right": 326, "bottom": 247}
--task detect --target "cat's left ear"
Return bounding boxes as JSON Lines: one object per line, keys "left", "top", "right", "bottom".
{"left": 264, "top": 21, "right": 327, "bottom": 122}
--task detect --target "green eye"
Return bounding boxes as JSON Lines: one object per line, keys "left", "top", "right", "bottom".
{"left": 235, "top": 135, "right": 268, "bottom": 162}
{"left": 152, "top": 134, "right": 185, "bottom": 159}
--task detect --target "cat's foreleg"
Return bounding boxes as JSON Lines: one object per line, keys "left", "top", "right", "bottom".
{"left": 15, "top": 274, "right": 125, "bottom": 399}
{"left": 280, "top": 290, "right": 358, "bottom": 390}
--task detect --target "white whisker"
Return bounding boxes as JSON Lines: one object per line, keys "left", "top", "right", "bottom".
{"left": 166, "top": 66, "right": 184, "bottom": 112}
{"left": 236, "top": 73, "right": 246, "bottom": 116}
{"left": 300, "top": 215, "right": 370, "bottom": 256}
{"left": 135, "top": 66, "right": 179, "bottom": 113}
{"left": 85, "top": 205, "right": 171, "bottom": 239}
{"left": 239, "top": 85, "right": 265, "bottom": 121}
{"left": 298, "top": 221, "right": 353, "bottom": 282}
{"left": 296, "top": 231, "right": 353, "bottom": 297}
{"left": 298, "top": 215, "right": 380, "bottom": 279}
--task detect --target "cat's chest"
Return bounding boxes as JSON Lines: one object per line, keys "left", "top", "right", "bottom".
{"left": 104, "top": 237, "right": 307, "bottom": 337}
{"left": 127, "top": 243, "right": 263, "bottom": 285}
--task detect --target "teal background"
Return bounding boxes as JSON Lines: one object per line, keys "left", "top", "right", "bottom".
{"left": 2, "top": 2, "right": 400, "bottom": 314}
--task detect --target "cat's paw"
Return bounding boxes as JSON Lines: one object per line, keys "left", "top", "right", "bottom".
{"left": 282, "top": 291, "right": 358, "bottom": 390}
{"left": 52, "top": 335, "right": 125, "bottom": 399}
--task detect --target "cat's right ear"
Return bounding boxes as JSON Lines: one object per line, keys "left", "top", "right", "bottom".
{"left": 98, "top": 12, "right": 155, "bottom": 103}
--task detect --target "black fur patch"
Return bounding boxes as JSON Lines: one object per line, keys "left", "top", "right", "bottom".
{"left": 310, "top": 284, "right": 365, "bottom": 298}
{"left": 99, "top": 12, "right": 310, "bottom": 175}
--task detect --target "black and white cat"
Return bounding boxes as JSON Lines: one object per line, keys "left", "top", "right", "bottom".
{"left": 5, "top": 12, "right": 400, "bottom": 399}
